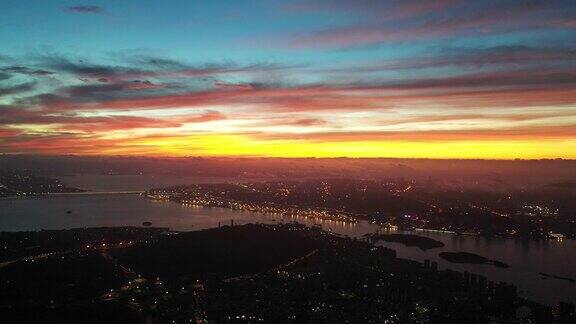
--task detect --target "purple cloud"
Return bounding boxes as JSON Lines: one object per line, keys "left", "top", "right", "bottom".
{"left": 65, "top": 5, "right": 105, "bottom": 15}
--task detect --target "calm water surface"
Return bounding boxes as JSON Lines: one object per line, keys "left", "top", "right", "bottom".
{"left": 1, "top": 194, "right": 574, "bottom": 305}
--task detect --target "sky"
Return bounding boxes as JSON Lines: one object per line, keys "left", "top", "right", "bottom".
{"left": 1, "top": 0, "right": 575, "bottom": 159}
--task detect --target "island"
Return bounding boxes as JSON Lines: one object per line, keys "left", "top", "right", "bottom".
{"left": 368, "top": 233, "right": 445, "bottom": 250}
{"left": 439, "top": 252, "right": 510, "bottom": 268}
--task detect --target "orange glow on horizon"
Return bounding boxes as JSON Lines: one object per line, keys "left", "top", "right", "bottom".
{"left": 30, "top": 134, "right": 575, "bottom": 160}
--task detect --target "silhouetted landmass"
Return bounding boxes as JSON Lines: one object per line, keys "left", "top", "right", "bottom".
{"left": 1, "top": 254, "right": 123, "bottom": 301}
{"left": 6, "top": 302, "right": 141, "bottom": 324}
{"left": 0, "top": 227, "right": 167, "bottom": 262}
{"left": 369, "top": 233, "right": 445, "bottom": 250}
{"left": 440, "top": 252, "right": 510, "bottom": 268}
{"left": 148, "top": 180, "right": 428, "bottom": 223}
{"left": 1, "top": 224, "right": 565, "bottom": 323}
{"left": 0, "top": 169, "right": 84, "bottom": 197}
{"left": 2, "top": 155, "right": 575, "bottom": 190}
{"left": 3, "top": 155, "right": 576, "bottom": 237}
{"left": 113, "top": 224, "right": 321, "bottom": 281}
{"left": 149, "top": 179, "right": 576, "bottom": 238}
{"left": 0, "top": 253, "right": 140, "bottom": 323}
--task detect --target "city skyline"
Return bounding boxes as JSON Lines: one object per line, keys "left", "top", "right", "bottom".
{"left": 1, "top": 0, "right": 576, "bottom": 158}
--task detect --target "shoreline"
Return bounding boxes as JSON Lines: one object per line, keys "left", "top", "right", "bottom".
{"left": 0, "top": 191, "right": 143, "bottom": 200}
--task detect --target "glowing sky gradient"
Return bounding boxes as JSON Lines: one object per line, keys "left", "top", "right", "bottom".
{"left": 1, "top": 0, "right": 576, "bottom": 158}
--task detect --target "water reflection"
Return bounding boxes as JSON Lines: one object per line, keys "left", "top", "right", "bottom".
{"left": 0, "top": 194, "right": 574, "bottom": 305}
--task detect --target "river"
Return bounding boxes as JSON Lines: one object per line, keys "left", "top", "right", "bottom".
{"left": 0, "top": 193, "right": 574, "bottom": 305}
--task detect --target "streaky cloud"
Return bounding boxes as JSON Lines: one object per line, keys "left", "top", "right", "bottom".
{"left": 65, "top": 5, "right": 105, "bottom": 14}
{"left": 0, "top": 82, "right": 36, "bottom": 97}
{"left": 287, "top": 1, "right": 574, "bottom": 48}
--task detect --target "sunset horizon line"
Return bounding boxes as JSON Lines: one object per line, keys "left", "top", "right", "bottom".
{"left": 2, "top": 152, "right": 574, "bottom": 162}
